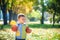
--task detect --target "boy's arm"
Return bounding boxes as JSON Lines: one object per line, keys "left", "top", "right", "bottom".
{"left": 11, "top": 25, "right": 18, "bottom": 32}
{"left": 26, "top": 26, "right": 32, "bottom": 33}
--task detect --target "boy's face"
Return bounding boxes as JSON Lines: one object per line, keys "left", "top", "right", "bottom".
{"left": 18, "top": 17, "right": 26, "bottom": 24}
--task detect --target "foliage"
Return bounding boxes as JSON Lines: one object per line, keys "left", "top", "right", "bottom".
{"left": 28, "top": 10, "right": 41, "bottom": 20}
{"left": 47, "top": 0, "right": 60, "bottom": 24}
{"left": 7, "top": 0, "right": 34, "bottom": 14}
{"left": 1, "top": 0, "right": 34, "bottom": 14}
{"left": 49, "top": 17, "right": 53, "bottom": 23}
{"left": 47, "top": 0, "right": 60, "bottom": 17}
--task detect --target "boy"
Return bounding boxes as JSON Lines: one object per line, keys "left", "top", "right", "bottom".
{"left": 12, "top": 14, "right": 31, "bottom": 40}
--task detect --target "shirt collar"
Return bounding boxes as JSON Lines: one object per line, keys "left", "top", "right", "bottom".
{"left": 17, "top": 21, "right": 26, "bottom": 25}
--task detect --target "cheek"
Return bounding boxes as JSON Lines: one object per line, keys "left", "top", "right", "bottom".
{"left": 18, "top": 19, "right": 22, "bottom": 22}
{"left": 20, "top": 19, "right": 24, "bottom": 22}
{"left": 22, "top": 20, "right": 24, "bottom": 22}
{"left": 24, "top": 20, "right": 26, "bottom": 22}
{"left": 20, "top": 19, "right": 23, "bottom": 22}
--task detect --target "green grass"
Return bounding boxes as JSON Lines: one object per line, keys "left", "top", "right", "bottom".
{"left": 0, "top": 24, "right": 60, "bottom": 40}
{"left": 0, "top": 25, "right": 11, "bottom": 29}
{"left": 28, "top": 24, "right": 60, "bottom": 28}
{"left": 0, "top": 28, "right": 60, "bottom": 40}
{"left": 0, "top": 24, "right": 60, "bottom": 29}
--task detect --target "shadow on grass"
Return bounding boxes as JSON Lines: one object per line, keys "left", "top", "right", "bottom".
{"left": 28, "top": 24, "right": 60, "bottom": 28}
{"left": 0, "top": 25, "right": 11, "bottom": 29}
{"left": 0, "top": 24, "right": 60, "bottom": 29}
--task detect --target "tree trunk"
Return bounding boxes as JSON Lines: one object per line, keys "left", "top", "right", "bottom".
{"left": 53, "top": 12, "right": 56, "bottom": 26}
{"left": 0, "top": 7, "right": 1, "bottom": 20}
{"left": 2, "top": 7, "right": 7, "bottom": 25}
{"left": 9, "top": 0, "right": 14, "bottom": 23}
{"left": 12, "top": 13, "right": 17, "bottom": 21}
{"left": 41, "top": 0, "right": 44, "bottom": 24}
{"left": 9, "top": 10, "right": 13, "bottom": 23}
{"left": 53, "top": 4, "right": 56, "bottom": 26}
{"left": 2, "top": 0, "right": 7, "bottom": 25}
{"left": 41, "top": 9, "right": 44, "bottom": 24}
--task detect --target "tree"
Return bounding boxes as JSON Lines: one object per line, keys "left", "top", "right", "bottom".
{"left": 12, "top": 0, "right": 33, "bottom": 14}
{"left": 1, "top": 0, "right": 7, "bottom": 25}
{"left": 40, "top": 0, "right": 45, "bottom": 24}
{"left": 47, "top": 0, "right": 60, "bottom": 26}
{"left": 7, "top": 0, "right": 16, "bottom": 22}
{"left": 32, "top": 0, "right": 45, "bottom": 24}
{"left": 8, "top": 0, "right": 33, "bottom": 22}
{"left": 28, "top": 10, "right": 41, "bottom": 21}
{"left": 3, "top": 0, "right": 33, "bottom": 23}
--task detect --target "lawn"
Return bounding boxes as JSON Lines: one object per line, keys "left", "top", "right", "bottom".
{"left": 26, "top": 28, "right": 60, "bottom": 40}
{"left": 0, "top": 28, "right": 60, "bottom": 40}
{"left": 0, "top": 24, "right": 60, "bottom": 40}
{"left": 28, "top": 24, "right": 60, "bottom": 28}
{"left": 0, "top": 24, "right": 60, "bottom": 29}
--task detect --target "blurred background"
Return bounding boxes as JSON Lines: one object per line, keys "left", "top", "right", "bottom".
{"left": 0, "top": 0, "right": 60, "bottom": 40}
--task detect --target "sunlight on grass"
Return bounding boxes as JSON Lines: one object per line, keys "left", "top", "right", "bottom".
{"left": 0, "top": 28, "right": 60, "bottom": 40}
{"left": 26, "top": 28, "right": 60, "bottom": 40}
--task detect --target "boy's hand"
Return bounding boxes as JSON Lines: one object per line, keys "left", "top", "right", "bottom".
{"left": 26, "top": 27, "right": 32, "bottom": 33}
{"left": 11, "top": 25, "right": 18, "bottom": 32}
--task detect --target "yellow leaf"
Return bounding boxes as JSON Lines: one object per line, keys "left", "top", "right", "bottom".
{"left": 10, "top": 20, "right": 16, "bottom": 26}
